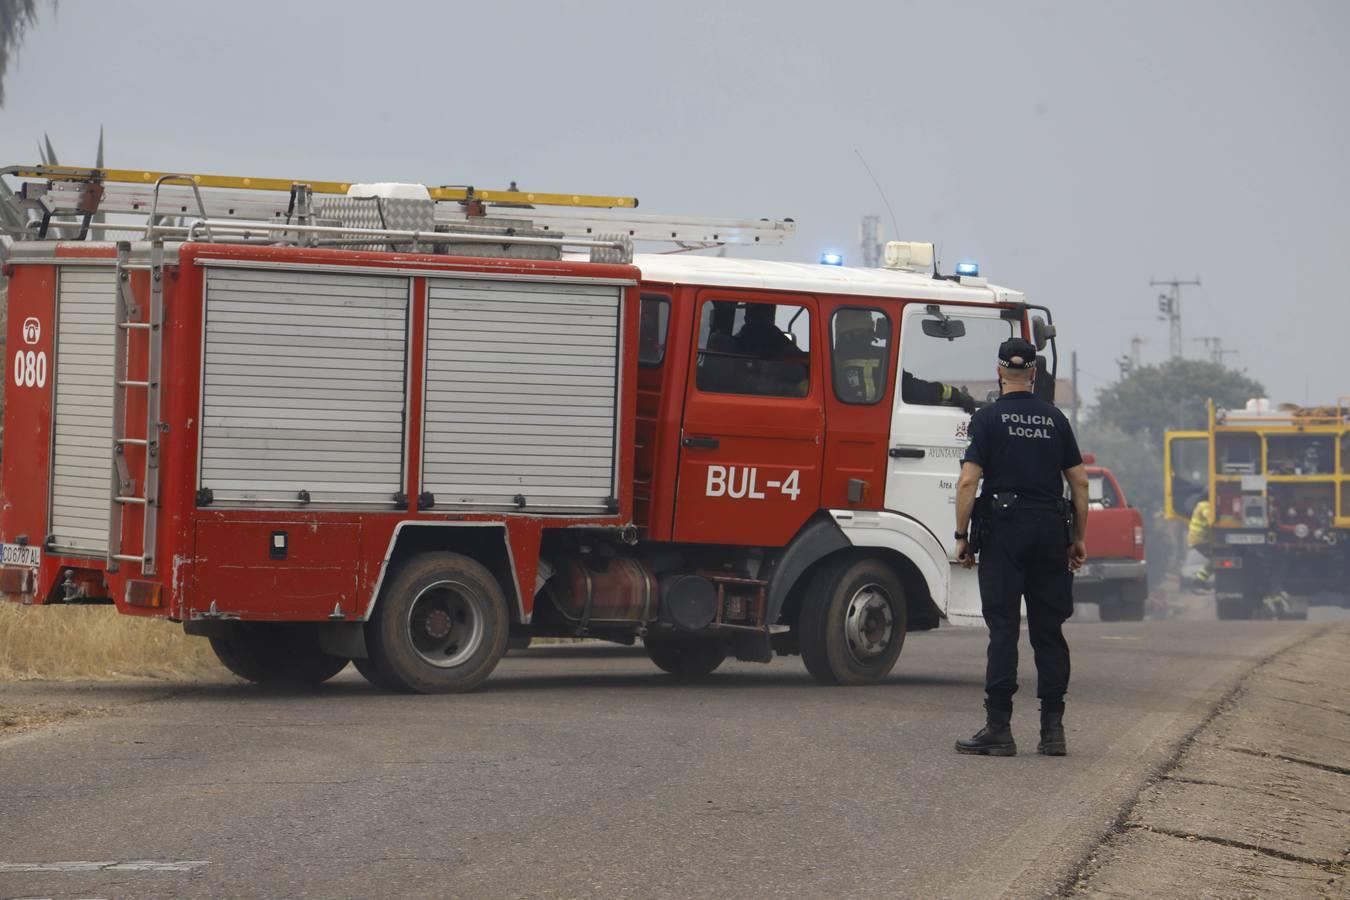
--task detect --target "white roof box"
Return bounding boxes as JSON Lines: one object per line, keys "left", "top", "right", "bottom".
{"left": 347, "top": 182, "right": 432, "bottom": 201}
{"left": 884, "top": 241, "right": 934, "bottom": 272}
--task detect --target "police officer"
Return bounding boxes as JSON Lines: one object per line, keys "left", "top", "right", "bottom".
{"left": 952, "top": 337, "right": 1089, "bottom": 757}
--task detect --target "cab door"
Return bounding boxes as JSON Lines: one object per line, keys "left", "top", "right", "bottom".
{"left": 886, "top": 303, "right": 1019, "bottom": 557}
{"left": 1165, "top": 431, "right": 1211, "bottom": 519}
{"left": 671, "top": 291, "right": 824, "bottom": 546}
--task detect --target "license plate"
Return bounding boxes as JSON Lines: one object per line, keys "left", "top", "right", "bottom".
{"left": 1224, "top": 533, "right": 1265, "bottom": 545}
{"left": 2, "top": 543, "right": 42, "bottom": 568}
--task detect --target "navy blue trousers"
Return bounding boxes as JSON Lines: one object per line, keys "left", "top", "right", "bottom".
{"left": 977, "top": 509, "right": 1073, "bottom": 710}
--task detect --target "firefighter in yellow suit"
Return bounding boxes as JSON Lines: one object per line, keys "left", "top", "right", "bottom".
{"left": 1188, "top": 499, "right": 1213, "bottom": 588}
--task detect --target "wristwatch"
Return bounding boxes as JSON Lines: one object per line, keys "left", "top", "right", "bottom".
{"left": 954, "top": 531, "right": 968, "bottom": 540}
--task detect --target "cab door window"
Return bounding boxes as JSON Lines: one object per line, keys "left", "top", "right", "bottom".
{"left": 695, "top": 299, "right": 811, "bottom": 398}
{"left": 830, "top": 308, "right": 892, "bottom": 405}
{"left": 638, "top": 293, "right": 671, "bottom": 366}
{"left": 898, "top": 307, "right": 1015, "bottom": 410}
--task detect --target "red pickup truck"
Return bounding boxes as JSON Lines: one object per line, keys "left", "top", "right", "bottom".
{"left": 1072, "top": 455, "right": 1149, "bottom": 620}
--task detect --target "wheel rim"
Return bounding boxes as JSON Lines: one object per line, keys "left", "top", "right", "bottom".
{"left": 843, "top": 583, "right": 895, "bottom": 664}
{"left": 406, "top": 579, "right": 486, "bottom": 668}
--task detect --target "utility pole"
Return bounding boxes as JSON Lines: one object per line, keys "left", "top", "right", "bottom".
{"left": 1151, "top": 276, "right": 1201, "bottom": 360}
{"left": 1192, "top": 336, "right": 1238, "bottom": 366}
{"left": 1116, "top": 334, "right": 1146, "bottom": 377}
{"left": 1129, "top": 334, "right": 1145, "bottom": 369}
{"left": 1071, "top": 350, "right": 1079, "bottom": 431}
{"left": 859, "top": 215, "right": 883, "bottom": 268}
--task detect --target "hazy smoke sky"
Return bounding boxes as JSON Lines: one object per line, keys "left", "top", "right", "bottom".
{"left": 3, "top": 1, "right": 1346, "bottom": 404}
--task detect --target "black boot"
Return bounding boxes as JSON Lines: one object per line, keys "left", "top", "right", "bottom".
{"left": 955, "top": 703, "right": 1016, "bottom": 756}
{"left": 1038, "top": 702, "right": 1066, "bottom": 756}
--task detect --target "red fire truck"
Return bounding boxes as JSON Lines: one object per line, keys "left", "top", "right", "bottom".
{"left": 0, "top": 165, "right": 1061, "bottom": 692}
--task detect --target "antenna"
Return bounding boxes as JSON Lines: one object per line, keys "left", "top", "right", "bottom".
{"left": 853, "top": 148, "right": 900, "bottom": 240}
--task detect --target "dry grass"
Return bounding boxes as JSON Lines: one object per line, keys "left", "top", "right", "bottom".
{"left": 0, "top": 603, "right": 223, "bottom": 681}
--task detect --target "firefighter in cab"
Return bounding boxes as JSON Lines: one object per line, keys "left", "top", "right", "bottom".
{"left": 833, "top": 308, "right": 977, "bottom": 411}
{"left": 952, "top": 338, "right": 1090, "bottom": 757}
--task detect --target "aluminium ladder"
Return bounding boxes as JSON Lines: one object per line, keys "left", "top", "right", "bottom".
{"left": 106, "top": 240, "right": 164, "bottom": 575}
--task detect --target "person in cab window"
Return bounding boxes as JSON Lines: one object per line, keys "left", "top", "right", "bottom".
{"left": 698, "top": 302, "right": 740, "bottom": 393}
{"left": 834, "top": 309, "right": 888, "bottom": 403}
{"left": 735, "top": 304, "right": 808, "bottom": 396}
{"left": 735, "top": 304, "right": 806, "bottom": 360}
{"left": 901, "top": 371, "right": 978, "bottom": 413}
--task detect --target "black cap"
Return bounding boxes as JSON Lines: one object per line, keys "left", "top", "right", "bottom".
{"left": 998, "top": 337, "right": 1038, "bottom": 370}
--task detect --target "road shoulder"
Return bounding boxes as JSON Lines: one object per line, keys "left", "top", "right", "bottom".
{"left": 0, "top": 680, "right": 201, "bottom": 746}
{"left": 1071, "top": 624, "right": 1349, "bottom": 898}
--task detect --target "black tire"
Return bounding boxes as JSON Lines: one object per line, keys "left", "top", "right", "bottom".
{"left": 1097, "top": 596, "right": 1122, "bottom": 622}
{"left": 209, "top": 623, "right": 349, "bottom": 685}
{"left": 365, "top": 552, "right": 510, "bottom": 694}
{"left": 799, "top": 556, "right": 907, "bottom": 686}
{"left": 353, "top": 655, "right": 403, "bottom": 691}
{"left": 1215, "top": 596, "right": 1252, "bottom": 620}
{"left": 1118, "top": 582, "right": 1147, "bottom": 621}
{"left": 644, "top": 636, "right": 727, "bottom": 679}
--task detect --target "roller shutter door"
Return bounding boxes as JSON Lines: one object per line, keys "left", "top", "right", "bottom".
{"left": 49, "top": 267, "right": 117, "bottom": 555}
{"left": 200, "top": 268, "right": 409, "bottom": 506}
{"left": 423, "top": 277, "right": 621, "bottom": 512}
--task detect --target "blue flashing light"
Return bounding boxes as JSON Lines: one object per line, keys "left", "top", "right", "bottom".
{"left": 820, "top": 251, "right": 844, "bottom": 266}
{"left": 955, "top": 260, "right": 980, "bottom": 277}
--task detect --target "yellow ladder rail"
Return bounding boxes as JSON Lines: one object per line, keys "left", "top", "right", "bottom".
{"left": 6, "top": 164, "right": 638, "bottom": 209}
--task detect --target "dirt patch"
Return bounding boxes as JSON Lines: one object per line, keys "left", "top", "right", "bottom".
{"left": 0, "top": 705, "right": 86, "bottom": 735}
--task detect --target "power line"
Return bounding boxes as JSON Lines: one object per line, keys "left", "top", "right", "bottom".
{"left": 1191, "top": 336, "right": 1238, "bottom": 366}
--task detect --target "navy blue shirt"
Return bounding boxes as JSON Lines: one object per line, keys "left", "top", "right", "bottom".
{"left": 962, "top": 391, "right": 1083, "bottom": 502}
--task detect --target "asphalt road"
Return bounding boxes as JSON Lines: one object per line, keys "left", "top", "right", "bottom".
{"left": 1, "top": 610, "right": 1346, "bottom": 900}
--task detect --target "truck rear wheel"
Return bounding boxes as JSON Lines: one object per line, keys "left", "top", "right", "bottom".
{"left": 365, "top": 552, "right": 510, "bottom": 694}
{"left": 1215, "top": 596, "right": 1252, "bottom": 620}
{"left": 799, "top": 556, "right": 907, "bottom": 686}
{"left": 644, "top": 636, "right": 727, "bottom": 679}
{"left": 209, "top": 623, "right": 349, "bottom": 685}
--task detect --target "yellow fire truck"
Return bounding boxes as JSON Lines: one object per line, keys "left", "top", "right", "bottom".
{"left": 1165, "top": 398, "right": 1350, "bottom": 619}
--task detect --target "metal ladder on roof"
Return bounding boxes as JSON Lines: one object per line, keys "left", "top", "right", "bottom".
{"left": 106, "top": 240, "right": 164, "bottom": 575}
{"left": 1, "top": 163, "right": 796, "bottom": 249}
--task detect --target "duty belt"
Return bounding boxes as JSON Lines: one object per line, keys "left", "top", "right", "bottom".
{"left": 985, "top": 492, "right": 1068, "bottom": 514}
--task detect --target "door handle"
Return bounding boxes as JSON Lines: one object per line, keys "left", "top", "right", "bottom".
{"left": 889, "top": 446, "right": 925, "bottom": 459}
{"left": 683, "top": 436, "right": 720, "bottom": 449}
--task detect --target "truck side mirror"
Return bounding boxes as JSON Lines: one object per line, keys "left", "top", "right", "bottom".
{"left": 1032, "top": 315, "right": 1056, "bottom": 351}
{"left": 1033, "top": 355, "right": 1055, "bottom": 403}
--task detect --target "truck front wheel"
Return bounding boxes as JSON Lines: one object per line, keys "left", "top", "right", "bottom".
{"left": 799, "top": 556, "right": 907, "bottom": 686}
{"left": 209, "top": 623, "right": 349, "bottom": 685}
{"left": 364, "top": 552, "right": 510, "bottom": 694}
